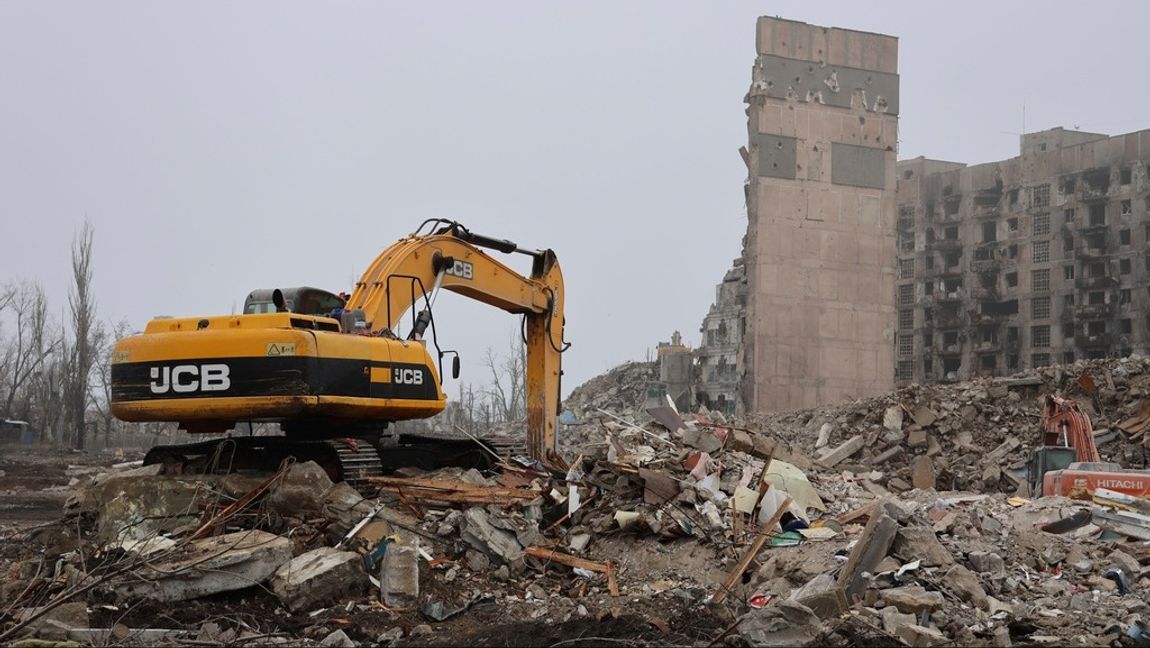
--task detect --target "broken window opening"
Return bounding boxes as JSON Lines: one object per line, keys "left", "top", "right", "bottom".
{"left": 1089, "top": 203, "right": 1106, "bottom": 226}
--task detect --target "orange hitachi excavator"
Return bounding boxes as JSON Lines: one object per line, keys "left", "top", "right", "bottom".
{"left": 1033, "top": 395, "right": 1150, "bottom": 498}
{"left": 110, "top": 220, "right": 568, "bottom": 489}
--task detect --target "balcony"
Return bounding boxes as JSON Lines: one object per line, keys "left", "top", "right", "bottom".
{"left": 971, "top": 258, "right": 1001, "bottom": 273}
{"left": 1075, "top": 332, "right": 1113, "bottom": 348}
{"left": 1075, "top": 276, "right": 1118, "bottom": 290}
{"left": 929, "top": 238, "right": 964, "bottom": 252}
{"left": 935, "top": 289, "right": 965, "bottom": 304}
{"left": 974, "top": 340, "right": 1001, "bottom": 353}
{"left": 936, "top": 312, "right": 967, "bottom": 329}
{"left": 974, "top": 205, "right": 1001, "bottom": 220}
{"left": 972, "top": 286, "right": 1000, "bottom": 301}
{"left": 1076, "top": 303, "right": 1116, "bottom": 319}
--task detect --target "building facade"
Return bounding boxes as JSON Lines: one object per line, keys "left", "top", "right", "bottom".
{"left": 739, "top": 17, "right": 899, "bottom": 411}
{"left": 695, "top": 256, "right": 746, "bottom": 415}
{"left": 895, "top": 127, "right": 1150, "bottom": 385}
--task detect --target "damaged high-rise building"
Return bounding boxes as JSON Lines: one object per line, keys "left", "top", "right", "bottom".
{"left": 895, "top": 127, "right": 1150, "bottom": 385}
{"left": 697, "top": 17, "right": 899, "bottom": 413}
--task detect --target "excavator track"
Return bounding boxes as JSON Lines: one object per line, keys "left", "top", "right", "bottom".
{"left": 142, "top": 432, "right": 512, "bottom": 496}
{"left": 330, "top": 440, "right": 384, "bottom": 493}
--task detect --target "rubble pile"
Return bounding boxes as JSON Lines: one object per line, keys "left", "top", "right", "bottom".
{"left": 750, "top": 356, "right": 1150, "bottom": 495}
{"left": 7, "top": 357, "right": 1150, "bottom": 645}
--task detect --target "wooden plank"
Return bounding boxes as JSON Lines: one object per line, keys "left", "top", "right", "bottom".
{"left": 835, "top": 501, "right": 878, "bottom": 526}
{"left": 523, "top": 546, "right": 611, "bottom": 573}
{"left": 711, "top": 495, "right": 792, "bottom": 605}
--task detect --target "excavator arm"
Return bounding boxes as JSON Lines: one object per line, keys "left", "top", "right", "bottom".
{"left": 345, "top": 220, "right": 567, "bottom": 462}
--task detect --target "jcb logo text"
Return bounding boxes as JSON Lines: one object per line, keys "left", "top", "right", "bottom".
{"left": 393, "top": 368, "right": 424, "bottom": 385}
{"left": 150, "top": 364, "right": 231, "bottom": 394}
{"left": 445, "top": 260, "right": 474, "bottom": 280}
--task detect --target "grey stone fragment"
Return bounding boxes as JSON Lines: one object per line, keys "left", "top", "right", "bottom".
{"left": 319, "top": 629, "right": 355, "bottom": 647}
{"left": 837, "top": 506, "right": 898, "bottom": 600}
{"left": 891, "top": 526, "right": 954, "bottom": 567}
{"left": 381, "top": 544, "right": 420, "bottom": 608}
{"left": 459, "top": 507, "right": 524, "bottom": 563}
{"left": 737, "top": 600, "right": 824, "bottom": 646}
{"left": 113, "top": 530, "right": 292, "bottom": 602}
{"left": 881, "top": 585, "right": 944, "bottom": 614}
{"left": 266, "top": 461, "right": 334, "bottom": 516}
{"left": 944, "top": 564, "right": 988, "bottom": 610}
{"left": 270, "top": 546, "right": 367, "bottom": 612}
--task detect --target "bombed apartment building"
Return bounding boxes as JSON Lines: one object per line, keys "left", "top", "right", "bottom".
{"left": 895, "top": 127, "right": 1150, "bottom": 385}
{"left": 732, "top": 17, "right": 899, "bottom": 412}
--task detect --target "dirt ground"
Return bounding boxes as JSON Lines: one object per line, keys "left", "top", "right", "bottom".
{"left": 0, "top": 445, "right": 120, "bottom": 525}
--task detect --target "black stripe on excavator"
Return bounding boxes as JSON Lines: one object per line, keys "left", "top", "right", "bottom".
{"left": 110, "top": 357, "right": 439, "bottom": 402}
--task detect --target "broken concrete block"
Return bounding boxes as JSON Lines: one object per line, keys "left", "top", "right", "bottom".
{"left": 943, "top": 564, "right": 988, "bottom": 610}
{"left": 911, "top": 456, "right": 936, "bottom": 490}
{"left": 18, "top": 602, "right": 89, "bottom": 641}
{"left": 870, "top": 445, "right": 903, "bottom": 466}
{"left": 381, "top": 543, "right": 420, "bottom": 609}
{"left": 837, "top": 505, "right": 898, "bottom": 599}
{"left": 320, "top": 629, "right": 356, "bottom": 647}
{"left": 738, "top": 600, "right": 824, "bottom": 646}
{"left": 726, "top": 429, "right": 752, "bottom": 454}
{"left": 270, "top": 546, "right": 367, "bottom": 612}
{"left": 788, "top": 573, "right": 847, "bottom": 619}
{"left": 1108, "top": 548, "right": 1141, "bottom": 576}
{"left": 911, "top": 406, "right": 938, "bottom": 427}
{"left": 266, "top": 461, "right": 334, "bottom": 517}
{"left": 895, "top": 623, "right": 948, "bottom": 647}
{"left": 88, "top": 473, "right": 202, "bottom": 544}
{"left": 883, "top": 406, "right": 904, "bottom": 432}
{"left": 816, "top": 436, "right": 864, "bottom": 468}
{"left": 751, "top": 434, "right": 776, "bottom": 459}
{"left": 880, "top": 605, "right": 917, "bottom": 635}
{"left": 682, "top": 427, "right": 722, "bottom": 453}
{"left": 906, "top": 428, "right": 928, "bottom": 448}
{"left": 881, "top": 585, "right": 945, "bottom": 614}
{"left": 113, "top": 530, "right": 292, "bottom": 602}
{"left": 968, "top": 551, "right": 1006, "bottom": 577}
{"left": 815, "top": 423, "right": 832, "bottom": 450}
{"left": 891, "top": 526, "right": 954, "bottom": 567}
{"left": 459, "top": 507, "right": 522, "bottom": 563}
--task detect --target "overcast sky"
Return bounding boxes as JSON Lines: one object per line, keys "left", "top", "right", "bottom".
{"left": 2, "top": 2, "right": 1149, "bottom": 396}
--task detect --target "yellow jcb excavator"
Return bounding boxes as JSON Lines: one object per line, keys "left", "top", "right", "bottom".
{"left": 110, "top": 220, "right": 567, "bottom": 489}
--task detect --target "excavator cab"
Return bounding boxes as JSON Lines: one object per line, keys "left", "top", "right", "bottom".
{"left": 243, "top": 287, "right": 346, "bottom": 317}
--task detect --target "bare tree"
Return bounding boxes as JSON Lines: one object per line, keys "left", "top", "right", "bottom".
{"left": 482, "top": 334, "right": 526, "bottom": 423}
{"left": 0, "top": 281, "right": 59, "bottom": 417}
{"left": 64, "top": 222, "right": 97, "bottom": 450}
{"left": 90, "top": 319, "right": 130, "bottom": 444}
